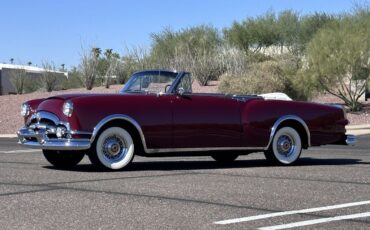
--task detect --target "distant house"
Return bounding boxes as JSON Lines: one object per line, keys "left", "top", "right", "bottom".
{"left": 0, "top": 64, "right": 68, "bottom": 95}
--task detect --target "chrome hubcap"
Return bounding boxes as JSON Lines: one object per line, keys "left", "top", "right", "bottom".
{"left": 277, "top": 135, "right": 295, "bottom": 157}
{"left": 102, "top": 136, "right": 126, "bottom": 160}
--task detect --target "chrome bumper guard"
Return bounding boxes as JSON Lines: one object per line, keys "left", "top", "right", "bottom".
{"left": 331, "top": 134, "right": 356, "bottom": 146}
{"left": 17, "top": 128, "right": 91, "bottom": 150}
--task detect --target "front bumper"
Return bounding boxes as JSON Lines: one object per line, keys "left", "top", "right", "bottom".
{"left": 17, "top": 111, "right": 92, "bottom": 151}
{"left": 17, "top": 128, "right": 91, "bottom": 150}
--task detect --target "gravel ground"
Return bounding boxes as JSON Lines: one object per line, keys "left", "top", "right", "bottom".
{"left": 0, "top": 83, "right": 368, "bottom": 134}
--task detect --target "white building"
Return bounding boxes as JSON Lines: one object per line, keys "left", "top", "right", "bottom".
{"left": 0, "top": 64, "right": 67, "bottom": 95}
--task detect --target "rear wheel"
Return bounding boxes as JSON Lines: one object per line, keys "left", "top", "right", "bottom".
{"left": 42, "top": 150, "right": 85, "bottom": 168}
{"left": 264, "top": 127, "right": 302, "bottom": 165}
{"left": 88, "top": 127, "right": 135, "bottom": 170}
{"left": 211, "top": 153, "right": 239, "bottom": 163}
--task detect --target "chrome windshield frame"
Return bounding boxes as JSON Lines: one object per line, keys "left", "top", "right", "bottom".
{"left": 120, "top": 70, "right": 185, "bottom": 95}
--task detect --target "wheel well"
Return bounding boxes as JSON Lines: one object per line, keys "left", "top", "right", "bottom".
{"left": 276, "top": 120, "right": 309, "bottom": 149}
{"left": 94, "top": 119, "right": 145, "bottom": 155}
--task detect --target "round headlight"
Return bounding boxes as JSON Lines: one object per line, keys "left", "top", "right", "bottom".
{"left": 63, "top": 101, "right": 73, "bottom": 117}
{"left": 21, "top": 103, "right": 30, "bottom": 117}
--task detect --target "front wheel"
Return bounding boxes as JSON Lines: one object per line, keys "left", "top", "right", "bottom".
{"left": 264, "top": 127, "right": 302, "bottom": 165}
{"left": 88, "top": 127, "right": 135, "bottom": 170}
{"left": 42, "top": 150, "right": 85, "bottom": 168}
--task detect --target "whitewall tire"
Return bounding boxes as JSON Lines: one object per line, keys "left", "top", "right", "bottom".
{"left": 264, "top": 127, "right": 302, "bottom": 165}
{"left": 89, "top": 127, "right": 135, "bottom": 170}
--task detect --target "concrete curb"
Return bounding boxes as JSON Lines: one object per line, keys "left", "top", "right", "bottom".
{"left": 0, "top": 134, "right": 17, "bottom": 138}
{"left": 346, "top": 125, "right": 370, "bottom": 136}
{"left": 346, "top": 124, "right": 370, "bottom": 130}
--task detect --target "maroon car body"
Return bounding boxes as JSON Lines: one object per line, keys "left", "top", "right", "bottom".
{"left": 17, "top": 70, "right": 355, "bottom": 170}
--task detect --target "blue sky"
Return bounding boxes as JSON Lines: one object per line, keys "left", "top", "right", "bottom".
{"left": 0, "top": 0, "right": 357, "bottom": 68}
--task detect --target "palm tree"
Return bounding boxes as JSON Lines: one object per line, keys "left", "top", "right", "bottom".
{"left": 61, "top": 64, "right": 65, "bottom": 71}
{"left": 104, "top": 49, "right": 113, "bottom": 59}
{"left": 10, "top": 58, "right": 14, "bottom": 64}
{"left": 27, "top": 61, "right": 32, "bottom": 66}
{"left": 92, "top": 47, "right": 101, "bottom": 58}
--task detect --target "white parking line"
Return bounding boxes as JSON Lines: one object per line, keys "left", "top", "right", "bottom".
{"left": 0, "top": 149, "right": 40, "bottom": 154}
{"left": 259, "top": 212, "right": 370, "bottom": 230}
{"left": 214, "top": 200, "right": 370, "bottom": 225}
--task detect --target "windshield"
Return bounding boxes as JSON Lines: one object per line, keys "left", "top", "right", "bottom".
{"left": 120, "top": 71, "right": 178, "bottom": 94}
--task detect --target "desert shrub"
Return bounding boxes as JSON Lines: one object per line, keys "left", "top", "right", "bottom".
{"left": 61, "top": 67, "right": 83, "bottom": 90}
{"left": 79, "top": 48, "right": 99, "bottom": 90}
{"left": 23, "top": 76, "right": 42, "bottom": 93}
{"left": 41, "top": 62, "right": 58, "bottom": 92}
{"left": 273, "top": 53, "right": 311, "bottom": 100}
{"left": 150, "top": 25, "right": 224, "bottom": 85}
{"left": 219, "top": 61, "right": 286, "bottom": 95}
{"left": 8, "top": 68, "right": 27, "bottom": 94}
{"left": 190, "top": 50, "right": 225, "bottom": 86}
{"left": 218, "top": 56, "right": 308, "bottom": 99}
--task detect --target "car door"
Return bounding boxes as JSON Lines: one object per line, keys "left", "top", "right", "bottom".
{"left": 119, "top": 70, "right": 177, "bottom": 150}
{"left": 172, "top": 74, "right": 242, "bottom": 149}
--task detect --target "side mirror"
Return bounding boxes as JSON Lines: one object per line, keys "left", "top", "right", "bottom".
{"left": 177, "top": 87, "right": 185, "bottom": 96}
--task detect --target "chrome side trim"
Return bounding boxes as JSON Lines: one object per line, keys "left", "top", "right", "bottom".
{"left": 70, "top": 131, "right": 93, "bottom": 135}
{"left": 91, "top": 114, "right": 269, "bottom": 154}
{"left": 146, "top": 146, "right": 265, "bottom": 153}
{"left": 266, "top": 115, "right": 311, "bottom": 150}
{"left": 91, "top": 114, "right": 311, "bottom": 154}
{"left": 91, "top": 114, "right": 149, "bottom": 152}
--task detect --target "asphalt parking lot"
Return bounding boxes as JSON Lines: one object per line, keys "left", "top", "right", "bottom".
{"left": 0, "top": 136, "right": 369, "bottom": 230}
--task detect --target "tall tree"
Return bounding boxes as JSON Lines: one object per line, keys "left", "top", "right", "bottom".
{"left": 305, "top": 12, "right": 370, "bottom": 111}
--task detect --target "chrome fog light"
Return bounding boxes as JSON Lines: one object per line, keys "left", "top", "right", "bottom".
{"left": 21, "top": 103, "right": 30, "bottom": 117}
{"left": 63, "top": 101, "right": 73, "bottom": 117}
{"left": 56, "top": 127, "right": 66, "bottom": 138}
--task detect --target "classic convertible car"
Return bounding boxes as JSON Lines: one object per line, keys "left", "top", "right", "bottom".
{"left": 17, "top": 70, "right": 356, "bottom": 170}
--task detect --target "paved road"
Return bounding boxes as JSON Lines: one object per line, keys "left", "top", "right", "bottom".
{"left": 0, "top": 136, "right": 369, "bottom": 229}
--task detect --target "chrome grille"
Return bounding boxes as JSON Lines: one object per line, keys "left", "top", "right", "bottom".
{"left": 23, "top": 111, "right": 70, "bottom": 141}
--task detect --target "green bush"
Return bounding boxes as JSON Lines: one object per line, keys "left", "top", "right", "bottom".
{"left": 23, "top": 77, "right": 42, "bottom": 93}
{"left": 61, "top": 68, "right": 83, "bottom": 90}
